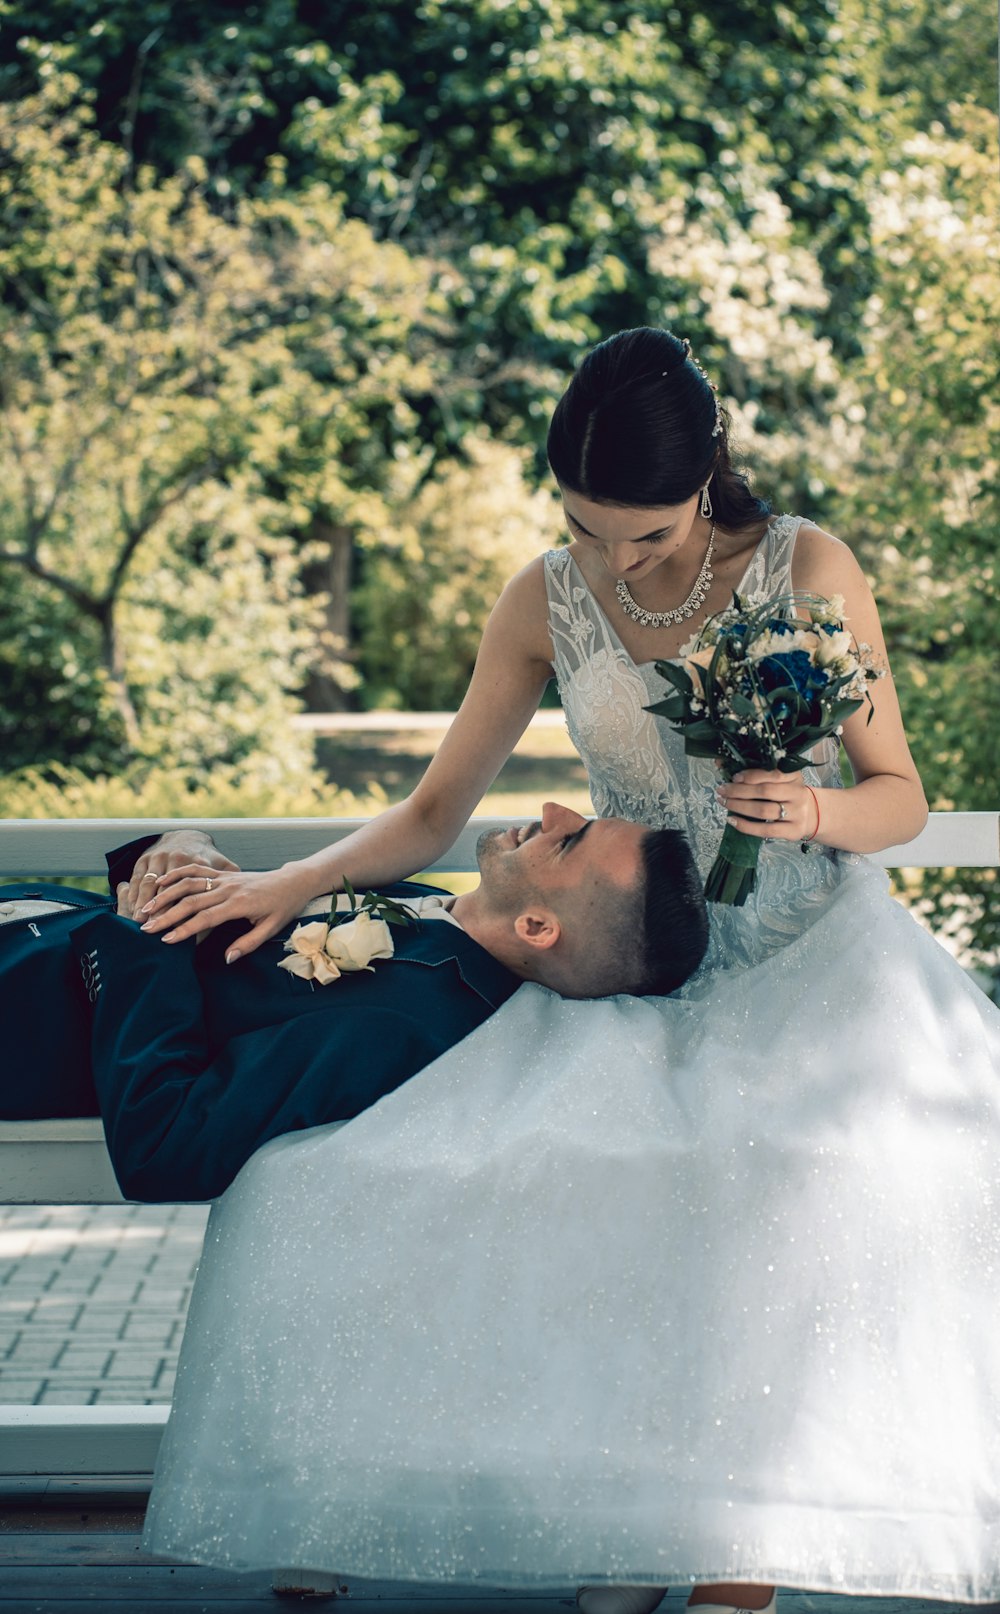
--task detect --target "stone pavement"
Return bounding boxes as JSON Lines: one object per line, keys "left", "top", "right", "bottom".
{"left": 0, "top": 1204, "right": 208, "bottom": 1405}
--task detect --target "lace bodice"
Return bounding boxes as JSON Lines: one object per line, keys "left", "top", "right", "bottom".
{"left": 544, "top": 514, "right": 847, "bottom": 970}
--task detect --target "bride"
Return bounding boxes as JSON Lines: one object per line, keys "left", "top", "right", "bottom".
{"left": 137, "top": 328, "right": 1000, "bottom": 1609}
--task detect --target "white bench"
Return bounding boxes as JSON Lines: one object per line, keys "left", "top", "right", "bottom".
{"left": 2, "top": 811, "right": 997, "bottom": 1493}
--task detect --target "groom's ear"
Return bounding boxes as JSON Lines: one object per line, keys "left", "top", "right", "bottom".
{"left": 513, "top": 909, "right": 561, "bottom": 953}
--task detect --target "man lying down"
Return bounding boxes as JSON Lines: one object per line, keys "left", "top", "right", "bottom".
{"left": 0, "top": 808, "right": 708, "bottom": 1201}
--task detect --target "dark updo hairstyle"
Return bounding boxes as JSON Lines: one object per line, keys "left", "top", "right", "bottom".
{"left": 547, "top": 326, "right": 770, "bottom": 532}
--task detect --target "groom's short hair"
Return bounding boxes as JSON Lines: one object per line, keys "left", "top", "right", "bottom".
{"left": 553, "top": 827, "right": 708, "bottom": 1000}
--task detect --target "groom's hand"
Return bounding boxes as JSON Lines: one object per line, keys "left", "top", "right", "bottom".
{"left": 117, "top": 831, "right": 240, "bottom": 920}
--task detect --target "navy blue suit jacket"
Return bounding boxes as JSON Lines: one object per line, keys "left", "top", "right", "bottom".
{"left": 0, "top": 839, "right": 520, "bottom": 1201}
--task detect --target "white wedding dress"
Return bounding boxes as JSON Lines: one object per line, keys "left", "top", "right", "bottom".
{"left": 143, "top": 518, "right": 1000, "bottom": 1601}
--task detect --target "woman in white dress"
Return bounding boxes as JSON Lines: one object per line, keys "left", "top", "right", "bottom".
{"left": 138, "top": 328, "right": 1000, "bottom": 1610}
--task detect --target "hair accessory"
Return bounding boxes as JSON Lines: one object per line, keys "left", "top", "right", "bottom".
{"left": 615, "top": 524, "right": 715, "bottom": 627}
{"left": 662, "top": 343, "right": 723, "bottom": 438}
{"left": 800, "top": 784, "right": 821, "bottom": 850}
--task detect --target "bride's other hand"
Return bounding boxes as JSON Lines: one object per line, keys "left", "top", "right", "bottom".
{"left": 717, "top": 769, "right": 821, "bottom": 842}
{"left": 118, "top": 831, "right": 240, "bottom": 920}
{"left": 138, "top": 864, "right": 314, "bottom": 962}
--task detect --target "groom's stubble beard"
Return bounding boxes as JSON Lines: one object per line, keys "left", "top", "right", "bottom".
{"left": 475, "top": 827, "right": 543, "bottom": 920}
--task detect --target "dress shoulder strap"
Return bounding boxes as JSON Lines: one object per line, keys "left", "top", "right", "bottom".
{"left": 542, "top": 546, "right": 604, "bottom": 680}
{"left": 740, "top": 513, "right": 807, "bottom": 600}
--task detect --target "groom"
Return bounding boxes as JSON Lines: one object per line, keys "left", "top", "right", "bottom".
{"left": 0, "top": 803, "right": 708, "bottom": 1201}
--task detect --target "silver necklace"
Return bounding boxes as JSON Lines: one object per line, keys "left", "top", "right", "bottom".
{"left": 614, "top": 523, "right": 716, "bottom": 627}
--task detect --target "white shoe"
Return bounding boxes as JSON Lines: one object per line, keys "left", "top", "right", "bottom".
{"left": 687, "top": 1593, "right": 777, "bottom": 1614}
{"left": 577, "top": 1588, "right": 667, "bottom": 1614}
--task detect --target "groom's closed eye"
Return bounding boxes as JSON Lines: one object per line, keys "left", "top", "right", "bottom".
{"left": 560, "top": 823, "right": 593, "bottom": 855}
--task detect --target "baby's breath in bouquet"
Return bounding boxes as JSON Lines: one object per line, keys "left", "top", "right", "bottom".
{"left": 646, "top": 591, "right": 882, "bottom": 906}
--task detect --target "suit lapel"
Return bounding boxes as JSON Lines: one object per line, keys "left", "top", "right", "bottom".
{"left": 390, "top": 921, "right": 521, "bottom": 1011}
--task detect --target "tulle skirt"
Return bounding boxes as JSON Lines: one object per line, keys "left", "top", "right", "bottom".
{"left": 143, "top": 860, "right": 1000, "bottom": 1601}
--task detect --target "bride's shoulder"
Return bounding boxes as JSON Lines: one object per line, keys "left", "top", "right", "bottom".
{"left": 499, "top": 551, "right": 553, "bottom": 605}
{"left": 486, "top": 553, "right": 554, "bottom": 652}
{"left": 789, "top": 518, "right": 872, "bottom": 599}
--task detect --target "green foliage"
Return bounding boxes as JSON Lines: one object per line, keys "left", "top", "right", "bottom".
{"left": 0, "top": 761, "right": 383, "bottom": 822}
{"left": 0, "top": 65, "right": 444, "bottom": 777}
{"left": 0, "top": 0, "right": 909, "bottom": 440}
{"left": 824, "top": 105, "right": 999, "bottom": 968}
{"left": 0, "top": 572, "right": 126, "bottom": 773}
{"left": 353, "top": 439, "right": 559, "bottom": 709}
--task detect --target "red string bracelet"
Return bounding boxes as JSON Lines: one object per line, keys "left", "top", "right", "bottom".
{"left": 801, "top": 784, "right": 821, "bottom": 849}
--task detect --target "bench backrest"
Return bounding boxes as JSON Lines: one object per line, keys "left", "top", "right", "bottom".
{"left": 2, "top": 810, "right": 998, "bottom": 875}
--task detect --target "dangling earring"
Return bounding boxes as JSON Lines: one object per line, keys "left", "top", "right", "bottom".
{"left": 700, "top": 483, "right": 713, "bottom": 520}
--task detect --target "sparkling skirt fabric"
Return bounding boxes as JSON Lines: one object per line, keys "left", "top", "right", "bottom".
{"left": 143, "top": 860, "right": 1000, "bottom": 1600}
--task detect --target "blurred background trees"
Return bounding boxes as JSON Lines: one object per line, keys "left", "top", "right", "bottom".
{"left": 0, "top": 0, "right": 995, "bottom": 964}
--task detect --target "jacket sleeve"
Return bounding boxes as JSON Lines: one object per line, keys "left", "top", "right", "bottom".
{"left": 72, "top": 910, "right": 253, "bottom": 1202}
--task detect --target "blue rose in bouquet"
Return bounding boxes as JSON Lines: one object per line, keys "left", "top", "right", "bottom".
{"left": 645, "top": 592, "right": 882, "bottom": 905}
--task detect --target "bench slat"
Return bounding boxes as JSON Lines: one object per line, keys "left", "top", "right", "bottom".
{"left": 0, "top": 811, "right": 997, "bottom": 875}
{"left": 0, "top": 817, "right": 503, "bottom": 875}
{"left": 0, "top": 1119, "right": 348, "bottom": 1205}
{"left": 0, "top": 1406, "right": 168, "bottom": 1487}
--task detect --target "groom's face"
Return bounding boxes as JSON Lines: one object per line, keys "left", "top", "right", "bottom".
{"left": 475, "top": 802, "right": 645, "bottom": 915}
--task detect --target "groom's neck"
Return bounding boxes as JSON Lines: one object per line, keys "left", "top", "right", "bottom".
{"left": 448, "top": 889, "right": 530, "bottom": 980}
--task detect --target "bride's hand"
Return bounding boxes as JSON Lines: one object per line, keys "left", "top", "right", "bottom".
{"left": 117, "top": 831, "right": 240, "bottom": 920}
{"left": 137, "top": 864, "right": 315, "bottom": 962}
{"left": 717, "top": 769, "right": 821, "bottom": 842}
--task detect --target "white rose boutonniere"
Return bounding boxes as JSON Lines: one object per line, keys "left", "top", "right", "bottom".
{"left": 277, "top": 880, "right": 416, "bottom": 986}
{"left": 324, "top": 910, "right": 394, "bottom": 971}
{"left": 277, "top": 920, "right": 345, "bottom": 984}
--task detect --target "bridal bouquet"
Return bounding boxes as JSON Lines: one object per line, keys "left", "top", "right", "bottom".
{"left": 646, "top": 591, "right": 881, "bottom": 906}
{"left": 278, "top": 880, "right": 417, "bottom": 984}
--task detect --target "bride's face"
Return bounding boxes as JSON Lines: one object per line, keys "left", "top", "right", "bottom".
{"left": 559, "top": 486, "right": 703, "bottom": 583}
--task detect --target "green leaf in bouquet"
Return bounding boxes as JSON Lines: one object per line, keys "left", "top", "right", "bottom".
{"left": 651, "top": 660, "right": 696, "bottom": 696}
{"left": 729, "top": 692, "right": 760, "bottom": 719}
{"left": 685, "top": 736, "right": 724, "bottom": 759}
{"left": 790, "top": 722, "right": 843, "bottom": 748}
{"left": 826, "top": 698, "right": 863, "bottom": 726}
{"left": 682, "top": 720, "right": 721, "bottom": 748}
{"left": 761, "top": 683, "right": 803, "bottom": 711}
{"left": 645, "top": 694, "right": 689, "bottom": 723}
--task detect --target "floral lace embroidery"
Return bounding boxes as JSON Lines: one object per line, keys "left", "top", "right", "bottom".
{"left": 544, "top": 516, "right": 849, "bottom": 974}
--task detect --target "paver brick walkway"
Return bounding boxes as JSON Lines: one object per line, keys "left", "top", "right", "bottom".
{"left": 0, "top": 1204, "right": 207, "bottom": 1405}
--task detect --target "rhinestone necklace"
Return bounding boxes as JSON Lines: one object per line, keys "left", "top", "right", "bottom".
{"left": 614, "top": 522, "right": 716, "bottom": 627}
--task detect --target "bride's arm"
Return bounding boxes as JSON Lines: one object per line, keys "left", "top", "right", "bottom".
{"left": 718, "top": 524, "right": 928, "bottom": 855}
{"left": 139, "top": 559, "right": 555, "bottom": 957}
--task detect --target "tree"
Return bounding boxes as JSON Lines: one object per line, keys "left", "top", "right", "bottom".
{"left": 824, "top": 105, "right": 999, "bottom": 970}
{"left": 0, "top": 65, "right": 444, "bottom": 769}
{"left": 353, "top": 437, "right": 559, "bottom": 709}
